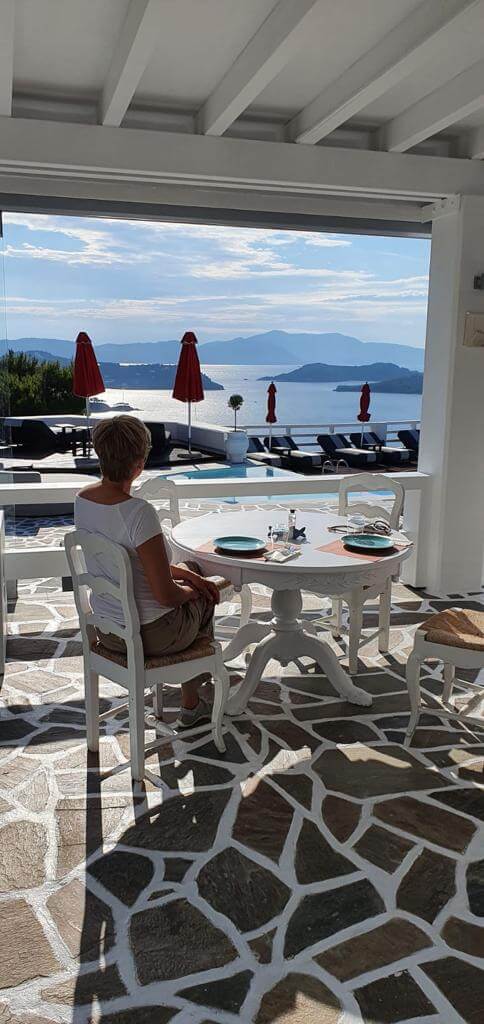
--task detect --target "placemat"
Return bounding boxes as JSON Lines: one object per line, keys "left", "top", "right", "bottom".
{"left": 197, "top": 540, "right": 268, "bottom": 560}
{"left": 317, "top": 538, "right": 402, "bottom": 562}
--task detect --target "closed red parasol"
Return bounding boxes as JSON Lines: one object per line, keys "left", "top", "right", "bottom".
{"left": 357, "top": 381, "right": 371, "bottom": 444}
{"left": 172, "top": 331, "right": 204, "bottom": 454}
{"left": 265, "top": 381, "right": 277, "bottom": 449}
{"left": 73, "top": 332, "right": 105, "bottom": 450}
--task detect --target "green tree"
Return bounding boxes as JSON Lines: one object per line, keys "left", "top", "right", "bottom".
{"left": 228, "top": 393, "right": 244, "bottom": 431}
{"left": 0, "top": 350, "right": 85, "bottom": 416}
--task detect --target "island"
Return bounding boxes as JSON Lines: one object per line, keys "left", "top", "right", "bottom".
{"left": 335, "top": 371, "right": 423, "bottom": 394}
{"left": 259, "top": 362, "right": 412, "bottom": 383}
{"left": 98, "top": 362, "right": 224, "bottom": 391}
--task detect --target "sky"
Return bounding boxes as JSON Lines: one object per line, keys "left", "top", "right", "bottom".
{"left": 1, "top": 213, "right": 430, "bottom": 347}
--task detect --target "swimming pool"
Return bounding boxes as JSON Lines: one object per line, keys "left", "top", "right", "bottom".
{"left": 164, "top": 462, "right": 391, "bottom": 504}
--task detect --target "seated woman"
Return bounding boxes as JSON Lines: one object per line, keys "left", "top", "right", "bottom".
{"left": 74, "top": 415, "right": 220, "bottom": 728}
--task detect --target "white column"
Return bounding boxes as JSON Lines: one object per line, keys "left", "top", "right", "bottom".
{"left": 419, "top": 195, "right": 484, "bottom": 594}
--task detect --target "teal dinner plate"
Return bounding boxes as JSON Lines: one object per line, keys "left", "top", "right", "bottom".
{"left": 342, "top": 533, "right": 395, "bottom": 554}
{"left": 213, "top": 535, "right": 266, "bottom": 556}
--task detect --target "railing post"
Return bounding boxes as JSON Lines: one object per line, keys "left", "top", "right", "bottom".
{"left": 401, "top": 482, "right": 429, "bottom": 588}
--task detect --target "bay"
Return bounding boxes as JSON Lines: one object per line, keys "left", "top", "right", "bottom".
{"left": 103, "top": 364, "right": 421, "bottom": 429}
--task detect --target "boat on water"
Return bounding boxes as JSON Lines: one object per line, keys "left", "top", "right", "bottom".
{"left": 89, "top": 397, "right": 110, "bottom": 411}
{"left": 111, "top": 401, "right": 135, "bottom": 411}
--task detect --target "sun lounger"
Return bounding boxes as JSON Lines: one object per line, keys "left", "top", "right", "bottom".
{"left": 247, "top": 437, "right": 282, "bottom": 466}
{"left": 317, "top": 433, "right": 377, "bottom": 468}
{"left": 398, "top": 429, "right": 420, "bottom": 461}
{"left": 349, "top": 432, "right": 411, "bottom": 466}
{"left": 264, "top": 435, "right": 321, "bottom": 473}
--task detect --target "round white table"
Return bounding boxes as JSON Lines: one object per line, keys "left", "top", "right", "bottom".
{"left": 170, "top": 509, "right": 411, "bottom": 715}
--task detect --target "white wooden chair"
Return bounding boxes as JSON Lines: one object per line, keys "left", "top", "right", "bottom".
{"left": 136, "top": 476, "right": 252, "bottom": 629}
{"left": 65, "top": 529, "right": 230, "bottom": 781}
{"left": 331, "top": 473, "right": 405, "bottom": 674}
{"left": 405, "top": 607, "right": 484, "bottom": 745}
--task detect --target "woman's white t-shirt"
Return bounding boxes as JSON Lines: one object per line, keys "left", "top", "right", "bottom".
{"left": 74, "top": 495, "right": 172, "bottom": 626}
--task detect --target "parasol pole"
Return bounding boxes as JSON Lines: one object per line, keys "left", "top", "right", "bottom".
{"left": 188, "top": 400, "right": 192, "bottom": 455}
{"left": 86, "top": 395, "right": 91, "bottom": 456}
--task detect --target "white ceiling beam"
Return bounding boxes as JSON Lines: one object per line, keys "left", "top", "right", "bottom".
{"left": 198, "top": 0, "right": 321, "bottom": 136}
{"left": 1, "top": 115, "right": 484, "bottom": 204}
{"left": 100, "top": 0, "right": 162, "bottom": 127}
{"left": 287, "top": 0, "right": 482, "bottom": 145}
{"left": 382, "top": 58, "right": 484, "bottom": 152}
{"left": 0, "top": 0, "right": 15, "bottom": 116}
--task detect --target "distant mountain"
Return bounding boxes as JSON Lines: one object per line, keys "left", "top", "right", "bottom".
{"left": 23, "top": 349, "right": 72, "bottom": 366}
{"left": 335, "top": 372, "right": 423, "bottom": 394}
{"left": 9, "top": 331, "right": 425, "bottom": 370}
{"left": 260, "top": 362, "right": 412, "bottom": 383}
{"left": 98, "top": 362, "right": 223, "bottom": 391}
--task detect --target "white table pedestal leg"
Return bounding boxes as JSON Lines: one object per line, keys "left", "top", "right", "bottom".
{"left": 227, "top": 588, "right": 372, "bottom": 715}
{"left": 222, "top": 619, "right": 272, "bottom": 664}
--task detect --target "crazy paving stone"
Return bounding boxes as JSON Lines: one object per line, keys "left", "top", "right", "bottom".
{"left": 0, "top": 797, "right": 11, "bottom": 814}
{"left": 26, "top": 727, "right": 84, "bottom": 754}
{"left": 270, "top": 772, "right": 313, "bottom": 810}
{"left": 233, "top": 778, "right": 294, "bottom": 862}
{"left": 354, "top": 824, "right": 413, "bottom": 873}
{"left": 121, "top": 789, "right": 230, "bottom": 852}
{"left": 321, "top": 794, "right": 361, "bottom": 842}
{"left": 424, "top": 745, "right": 484, "bottom": 769}
{"left": 233, "top": 719, "right": 263, "bottom": 754}
{"left": 397, "top": 848, "right": 456, "bottom": 922}
{"left": 313, "top": 744, "right": 448, "bottom": 799}
{"left": 260, "top": 718, "right": 317, "bottom": 752}
{"left": 249, "top": 929, "right": 276, "bottom": 964}
{"left": 191, "top": 732, "right": 247, "bottom": 763}
{"left": 0, "top": 898, "right": 61, "bottom": 988}
{"left": 95, "top": 1009, "right": 176, "bottom": 1024}
{"left": 374, "top": 794, "right": 476, "bottom": 852}
{"left": 0, "top": 1009, "right": 55, "bottom": 1024}
{"left": 255, "top": 972, "right": 342, "bottom": 1024}
{"left": 354, "top": 970, "right": 435, "bottom": 1023}
{"left": 6, "top": 637, "right": 58, "bottom": 661}
{"left": 41, "top": 964, "right": 126, "bottom": 1005}
{"left": 130, "top": 898, "right": 237, "bottom": 984}
{"left": 88, "top": 851, "right": 154, "bottom": 906}
{"left": 0, "top": 755, "right": 41, "bottom": 790}
{"left": 17, "top": 770, "right": 50, "bottom": 812}
{"left": 422, "top": 956, "right": 484, "bottom": 1024}
{"left": 157, "top": 759, "right": 233, "bottom": 789}
{"left": 284, "top": 878, "right": 384, "bottom": 958}
{"left": 312, "top": 719, "right": 379, "bottom": 743}
{"left": 179, "top": 970, "right": 253, "bottom": 1014}
{"left": 295, "top": 819, "right": 356, "bottom": 884}
{"left": 466, "top": 859, "right": 484, "bottom": 916}
{"left": 442, "top": 916, "right": 484, "bottom": 958}
{"left": 459, "top": 758, "right": 484, "bottom": 782}
{"left": 0, "top": 719, "right": 35, "bottom": 744}
{"left": 315, "top": 917, "right": 431, "bottom": 982}
{"left": 385, "top": 727, "right": 475, "bottom": 748}
{"left": 0, "top": 821, "right": 47, "bottom": 891}
{"left": 296, "top": 692, "right": 410, "bottom": 721}
{"left": 54, "top": 798, "right": 127, "bottom": 877}
{"left": 163, "top": 856, "right": 192, "bottom": 882}
{"left": 432, "top": 787, "right": 484, "bottom": 822}
{"left": 47, "top": 878, "right": 115, "bottom": 961}
{"left": 198, "top": 846, "right": 290, "bottom": 932}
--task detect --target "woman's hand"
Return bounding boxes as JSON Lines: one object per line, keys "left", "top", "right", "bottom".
{"left": 172, "top": 565, "right": 220, "bottom": 604}
{"left": 191, "top": 575, "right": 220, "bottom": 604}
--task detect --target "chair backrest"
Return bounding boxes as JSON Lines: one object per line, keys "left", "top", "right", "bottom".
{"left": 65, "top": 529, "right": 144, "bottom": 674}
{"left": 338, "top": 472, "right": 404, "bottom": 529}
{"left": 350, "top": 432, "right": 373, "bottom": 448}
{"left": 135, "top": 476, "right": 180, "bottom": 526}
{"left": 248, "top": 436, "right": 266, "bottom": 453}
{"left": 398, "top": 429, "right": 419, "bottom": 451}
{"left": 317, "top": 433, "right": 337, "bottom": 453}
{"left": 283, "top": 436, "right": 298, "bottom": 450}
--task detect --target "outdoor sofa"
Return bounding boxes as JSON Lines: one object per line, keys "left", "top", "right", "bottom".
{"left": 263, "top": 435, "right": 322, "bottom": 473}
{"left": 12, "top": 420, "right": 88, "bottom": 455}
{"left": 349, "top": 431, "right": 411, "bottom": 466}
{"left": 144, "top": 422, "right": 172, "bottom": 466}
{"left": 317, "top": 433, "right": 378, "bottom": 468}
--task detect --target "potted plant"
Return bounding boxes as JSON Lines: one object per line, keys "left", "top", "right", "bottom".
{"left": 225, "top": 393, "right": 249, "bottom": 464}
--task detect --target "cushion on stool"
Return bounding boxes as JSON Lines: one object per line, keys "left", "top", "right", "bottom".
{"left": 421, "top": 607, "right": 484, "bottom": 651}
{"left": 91, "top": 633, "right": 215, "bottom": 669}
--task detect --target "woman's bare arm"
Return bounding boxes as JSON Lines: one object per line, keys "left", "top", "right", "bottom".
{"left": 136, "top": 534, "right": 200, "bottom": 608}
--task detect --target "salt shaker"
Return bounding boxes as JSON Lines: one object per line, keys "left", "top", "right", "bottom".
{"left": 288, "top": 509, "right": 296, "bottom": 541}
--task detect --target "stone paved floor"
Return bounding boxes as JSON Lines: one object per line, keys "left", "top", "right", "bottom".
{"left": 1, "top": 572, "right": 483, "bottom": 1023}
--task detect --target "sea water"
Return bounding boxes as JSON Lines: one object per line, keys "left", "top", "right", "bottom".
{"left": 102, "top": 364, "right": 422, "bottom": 428}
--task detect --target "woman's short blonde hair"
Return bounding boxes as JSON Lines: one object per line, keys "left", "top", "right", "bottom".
{"left": 92, "top": 415, "right": 151, "bottom": 482}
